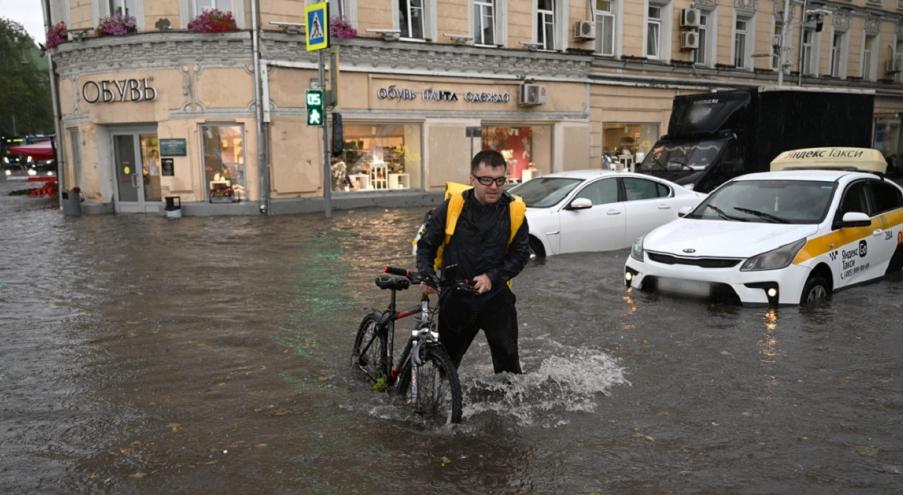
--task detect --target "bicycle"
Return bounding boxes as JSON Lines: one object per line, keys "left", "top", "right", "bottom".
{"left": 351, "top": 265, "right": 473, "bottom": 425}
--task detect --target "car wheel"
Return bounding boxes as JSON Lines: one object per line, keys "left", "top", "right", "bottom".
{"left": 528, "top": 238, "right": 545, "bottom": 259}
{"left": 800, "top": 274, "right": 830, "bottom": 306}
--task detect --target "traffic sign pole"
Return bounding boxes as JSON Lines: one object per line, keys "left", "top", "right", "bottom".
{"left": 319, "top": 50, "right": 331, "bottom": 218}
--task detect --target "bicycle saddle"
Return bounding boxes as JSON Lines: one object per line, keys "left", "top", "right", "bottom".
{"left": 375, "top": 274, "right": 410, "bottom": 291}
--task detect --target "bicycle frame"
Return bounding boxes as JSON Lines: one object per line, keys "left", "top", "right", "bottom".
{"left": 383, "top": 291, "right": 439, "bottom": 385}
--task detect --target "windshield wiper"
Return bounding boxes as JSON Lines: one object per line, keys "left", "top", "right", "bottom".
{"left": 706, "top": 204, "right": 745, "bottom": 221}
{"left": 733, "top": 206, "right": 789, "bottom": 224}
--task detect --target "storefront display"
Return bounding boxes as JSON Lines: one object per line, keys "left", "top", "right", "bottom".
{"left": 201, "top": 124, "right": 246, "bottom": 203}
{"left": 603, "top": 123, "right": 659, "bottom": 166}
{"left": 331, "top": 123, "right": 422, "bottom": 193}
{"left": 481, "top": 125, "right": 551, "bottom": 182}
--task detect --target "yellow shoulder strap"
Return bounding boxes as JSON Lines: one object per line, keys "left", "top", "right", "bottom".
{"left": 508, "top": 197, "right": 526, "bottom": 245}
{"left": 433, "top": 192, "right": 466, "bottom": 271}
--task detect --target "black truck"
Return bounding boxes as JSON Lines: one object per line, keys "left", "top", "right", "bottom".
{"left": 635, "top": 87, "right": 875, "bottom": 193}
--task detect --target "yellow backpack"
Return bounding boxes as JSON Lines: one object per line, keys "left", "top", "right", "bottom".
{"left": 431, "top": 186, "right": 526, "bottom": 290}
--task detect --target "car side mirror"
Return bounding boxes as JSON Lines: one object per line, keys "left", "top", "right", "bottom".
{"left": 566, "top": 197, "right": 593, "bottom": 210}
{"left": 838, "top": 211, "right": 871, "bottom": 228}
{"left": 677, "top": 206, "right": 693, "bottom": 217}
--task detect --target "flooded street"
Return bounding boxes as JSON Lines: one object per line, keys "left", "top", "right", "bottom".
{"left": 2, "top": 178, "right": 902, "bottom": 494}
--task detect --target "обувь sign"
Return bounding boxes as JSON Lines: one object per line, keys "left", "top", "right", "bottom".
{"left": 82, "top": 78, "right": 157, "bottom": 104}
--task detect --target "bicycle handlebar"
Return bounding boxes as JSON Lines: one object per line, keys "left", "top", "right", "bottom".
{"left": 383, "top": 265, "right": 476, "bottom": 293}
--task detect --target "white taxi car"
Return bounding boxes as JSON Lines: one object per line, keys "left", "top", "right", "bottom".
{"left": 624, "top": 147, "right": 903, "bottom": 305}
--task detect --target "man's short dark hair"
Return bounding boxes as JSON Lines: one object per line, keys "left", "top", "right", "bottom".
{"left": 471, "top": 149, "right": 507, "bottom": 173}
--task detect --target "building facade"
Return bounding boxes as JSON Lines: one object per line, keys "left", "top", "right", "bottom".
{"left": 45, "top": 0, "right": 903, "bottom": 215}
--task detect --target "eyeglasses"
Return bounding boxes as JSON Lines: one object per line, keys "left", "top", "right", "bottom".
{"left": 472, "top": 175, "right": 507, "bottom": 186}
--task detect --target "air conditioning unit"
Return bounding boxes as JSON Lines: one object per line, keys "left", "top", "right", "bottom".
{"left": 519, "top": 83, "right": 547, "bottom": 106}
{"left": 680, "top": 8, "right": 701, "bottom": 28}
{"left": 574, "top": 20, "right": 596, "bottom": 40}
{"left": 680, "top": 30, "right": 699, "bottom": 50}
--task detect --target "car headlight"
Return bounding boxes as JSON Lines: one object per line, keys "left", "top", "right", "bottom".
{"left": 630, "top": 236, "right": 645, "bottom": 261}
{"left": 740, "top": 238, "right": 807, "bottom": 272}
{"left": 2, "top": 156, "right": 8, "bottom": 164}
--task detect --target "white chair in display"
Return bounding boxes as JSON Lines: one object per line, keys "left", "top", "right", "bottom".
{"left": 370, "top": 161, "right": 388, "bottom": 190}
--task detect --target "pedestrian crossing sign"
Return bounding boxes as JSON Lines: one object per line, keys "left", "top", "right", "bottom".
{"left": 305, "top": 2, "right": 329, "bottom": 51}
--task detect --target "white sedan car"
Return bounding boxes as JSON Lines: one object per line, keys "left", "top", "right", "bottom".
{"left": 508, "top": 170, "right": 705, "bottom": 256}
{"left": 624, "top": 147, "right": 903, "bottom": 305}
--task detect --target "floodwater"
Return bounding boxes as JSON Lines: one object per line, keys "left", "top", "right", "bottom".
{"left": 2, "top": 178, "right": 902, "bottom": 494}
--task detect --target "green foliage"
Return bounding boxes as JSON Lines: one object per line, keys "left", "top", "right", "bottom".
{"left": 0, "top": 17, "right": 54, "bottom": 136}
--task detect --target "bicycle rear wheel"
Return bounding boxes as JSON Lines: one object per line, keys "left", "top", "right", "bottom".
{"left": 396, "top": 345, "right": 463, "bottom": 425}
{"left": 351, "top": 313, "right": 387, "bottom": 383}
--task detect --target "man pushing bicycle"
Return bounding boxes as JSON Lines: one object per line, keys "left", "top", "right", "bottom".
{"left": 415, "top": 150, "right": 530, "bottom": 374}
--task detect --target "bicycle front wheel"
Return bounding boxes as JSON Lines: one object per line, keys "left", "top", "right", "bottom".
{"left": 351, "top": 313, "right": 387, "bottom": 384}
{"left": 396, "top": 345, "right": 463, "bottom": 425}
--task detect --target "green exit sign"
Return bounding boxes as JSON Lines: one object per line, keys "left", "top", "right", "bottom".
{"left": 306, "top": 89, "right": 324, "bottom": 126}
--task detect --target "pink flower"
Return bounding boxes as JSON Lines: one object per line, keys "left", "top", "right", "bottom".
{"left": 330, "top": 16, "right": 357, "bottom": 39}
{"left": 96, "top": 14, "right": 137, "bottom": 37}
{"left": 188, "top": 9, "right": 238, "bottom": 33}
{"left": 45, "top": 21, "right": 67, "bottom": 49}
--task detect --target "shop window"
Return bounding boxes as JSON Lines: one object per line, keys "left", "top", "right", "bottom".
{"left": 481, "top": 126, "right": 551, "bottom": 182}
{"left": 201, "top": 124, "right": 246, "bottom": 203}
{"left": 602, "top": 123, "right": 659, "bottom": 167}
{"left": 331, "top": 124, "right": 422, "bottom": 192}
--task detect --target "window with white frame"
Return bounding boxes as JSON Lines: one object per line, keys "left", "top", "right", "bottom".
{"left": 646, "top": 5, "right": 662, "bottom": 59}
{"left": 594, "top": 0, "right": 617, "bottom": 57}
{"left": 107, "top": 0, "right": 137, "bottom": 16}
{"left": 399, "top": 0, "right": 425, "bottom": 39}
{"left": 537, "top": 0, "right": 556, "bottom": 50}
{"left": 801, "top": 28, "right": 815, "bottom": 75}
{"left": 863, "top": 34, "right": 877, "bottom": 80}
{"left": 830, "top": 31, "right": 846, "bottom": 77}
{"left": 473, "top": 0, "right": 495, "bottom": 46}
{"left": 695, "top": 11, "right": 711, "bottom": 65}
{"left": 734, "top": 17, "right": 751, "bottom": 68}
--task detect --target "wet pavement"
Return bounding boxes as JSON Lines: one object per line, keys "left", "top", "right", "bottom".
{"left": 1, "top": 177, "right": 902, "bottom": 494}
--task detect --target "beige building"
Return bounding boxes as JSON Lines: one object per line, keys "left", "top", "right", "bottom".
{"left": 45, "top": 0, "right": 903, "bottom": 214}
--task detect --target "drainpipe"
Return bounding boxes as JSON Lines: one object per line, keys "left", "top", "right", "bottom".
{"left": 41, "top": 0, "right": 66, "bottom": 206}
{"left": 251, "top": 0, "right": 270, "bottom": 215}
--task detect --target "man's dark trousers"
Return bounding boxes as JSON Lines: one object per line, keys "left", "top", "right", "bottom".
{"left": 437, "top": 287, "right": 522, "bottom": 374}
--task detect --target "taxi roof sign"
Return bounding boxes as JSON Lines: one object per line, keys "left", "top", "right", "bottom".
{"left": 770, "top": 147, "right": 887, "bottom": 174}
{"left": 305, "top": 2, "right": 329, "bottom": 51}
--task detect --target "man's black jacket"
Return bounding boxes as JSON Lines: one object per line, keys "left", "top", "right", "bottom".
{"left": 416, "top": 189, "right": 530, "bottom": 300}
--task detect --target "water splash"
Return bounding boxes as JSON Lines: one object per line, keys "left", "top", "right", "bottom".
{"left": 462, "top": 345, "right": 630, "bottom": 427}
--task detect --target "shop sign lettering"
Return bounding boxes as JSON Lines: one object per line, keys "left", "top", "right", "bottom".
{"left": 376, "top": 85, "right": 510, "bottom": 104}
{"left": 82, "top": 78, "right": 157, "bottom": 104}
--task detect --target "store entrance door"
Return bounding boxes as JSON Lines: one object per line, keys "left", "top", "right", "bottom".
{"left": 112, "top": 130, "right": 161, "bottom": 213}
